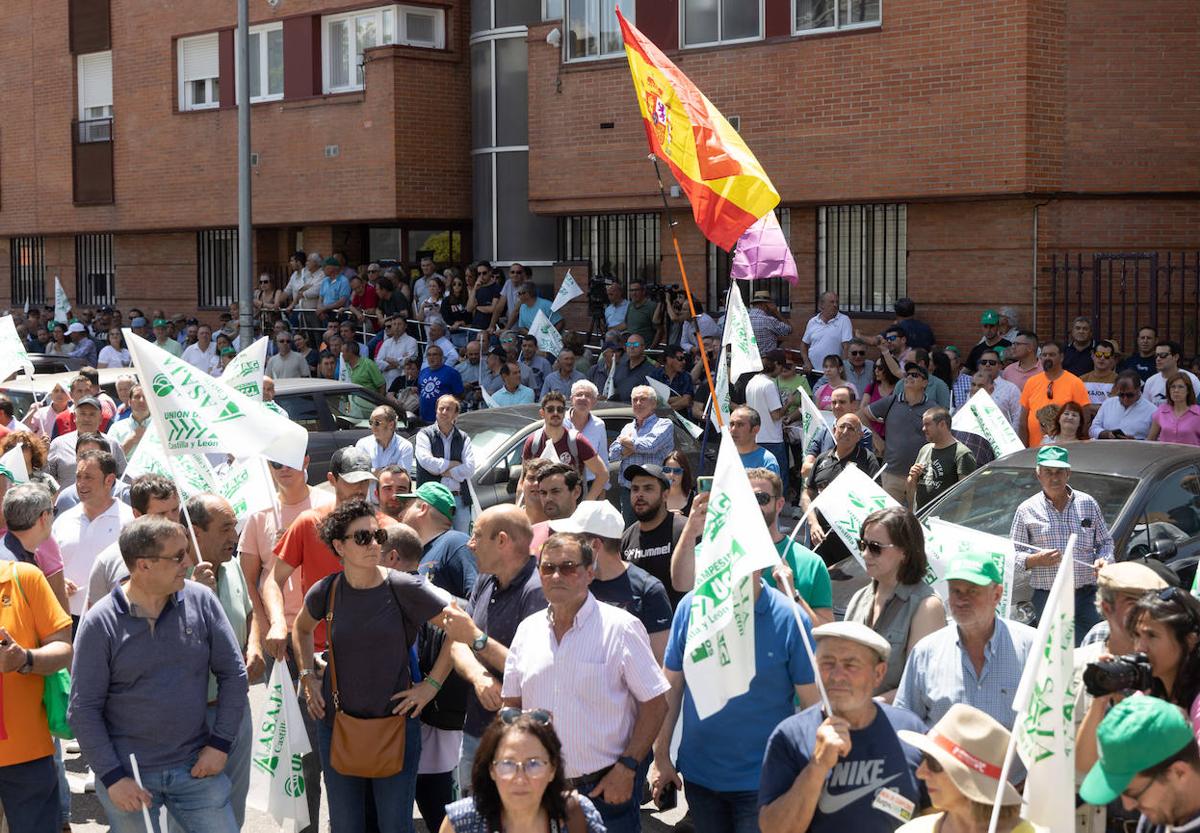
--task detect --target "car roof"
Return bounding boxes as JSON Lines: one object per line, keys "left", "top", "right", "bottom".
{"left": 2, "top": 367, "right": 132, "bottom": 392}
{"left": 452, "top": 399, "right": 646, "bottom": 432}
{"left": 992, "top": 440, "right": 1200, "bottom": 479}
{"left": 271, "top": 377, "right": 370, "bottom": 395}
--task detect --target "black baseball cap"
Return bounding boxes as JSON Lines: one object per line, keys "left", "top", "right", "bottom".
{"left": 623, "top": 463, "right": 670, "bottom": 487}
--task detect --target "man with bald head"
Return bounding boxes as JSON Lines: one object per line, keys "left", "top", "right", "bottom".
{"left": 452, "top": 505, "right": 548, "bottom": 788}
{"left": 803, "top": 414, "right": 880, "bottom": 565}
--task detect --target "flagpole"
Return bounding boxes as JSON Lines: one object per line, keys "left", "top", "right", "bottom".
{"left": 774, "top": 566, "right": 834, "bottom": 717}
{"left": 648, "top": 154, "right": 723, "bottom": 429}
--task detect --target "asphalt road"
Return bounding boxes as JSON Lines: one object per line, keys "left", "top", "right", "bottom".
{"left": 63, "top": 681, "right": 690, "bottom": 832}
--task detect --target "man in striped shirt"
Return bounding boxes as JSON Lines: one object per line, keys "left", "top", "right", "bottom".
{"left": 610, "top": 386, "right": 675, "bottom": 525}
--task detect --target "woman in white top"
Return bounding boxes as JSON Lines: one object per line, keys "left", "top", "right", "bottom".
{"left": 97, "top": 329, "right": 131, "bottom": 368}
{"left": 43, "top": 322, "right": 71, "bottom": 357}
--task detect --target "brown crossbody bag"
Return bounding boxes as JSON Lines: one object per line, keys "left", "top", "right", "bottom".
{"left": 326, "top": 574, "right": 407, "bottom": 778}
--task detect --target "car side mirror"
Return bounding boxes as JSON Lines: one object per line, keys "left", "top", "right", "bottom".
{"left": 1151, "top": 539, "right": 1179, "bottom": 561}
{"left": 481, "top": 462, "right": 508, "bottom": 487}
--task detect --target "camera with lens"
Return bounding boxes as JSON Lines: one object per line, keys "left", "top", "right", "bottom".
{"left": 587, "top": 278, "right": 609, "bottom": 317}
{"left": 1082, "top": 652, "right": 1154, "bottom": 697}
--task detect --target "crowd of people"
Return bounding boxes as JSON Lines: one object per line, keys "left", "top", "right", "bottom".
{"left": 3, "top": 268, "right": 1200, "bottom": 833}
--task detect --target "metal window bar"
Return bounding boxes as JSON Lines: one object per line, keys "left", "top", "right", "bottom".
{"left": 197, "top": 228, "right": 238, "bottom": 309}
{"left": 75, "top": 233, "right": 115, "bottom": 306}
{"left": 707, "top": 208, "right": 792, "bottom": 313}
{"left": 10, "top": 236, "right": 46, "bottom": 306}
{"left": 557, "top": 213, "right": 660, "bottom": 289}
{"left": 817, "top": 203, "right": 906, "bottom": 313}
{"left": 76, "top": 117, "right": 112, "bottom": 144}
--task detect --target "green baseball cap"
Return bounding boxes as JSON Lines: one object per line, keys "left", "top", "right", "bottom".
{"left": 1036, "top": 445, "right": 1071, "bottom": 469}
{"left": 400, "top": 482, "right": 455, "bottom": 521}
{"left": 980, "top": 309, "right": 1000, "bottom": 325}
{"left": 153, "top": 318, "right": 169, "bottom": 327}
{"left": 1080, "top": 696, "right": 1194, "bottom": 805}
{"left": 944, "top": 552, "right": 1003, "bottom": 586}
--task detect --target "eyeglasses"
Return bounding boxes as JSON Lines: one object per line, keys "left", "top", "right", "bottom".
{"left": 661, "top": 465, "right": 684, "bottom": 475}
{"left": 977, "top": 359, "right": 999, "bottom": 366}
{"left": 920, "top": 753, "right": 944, "bottom": 774}
{"left": 1122, "top": 774, "right": 1160, "bottom": 802}
{"left": 542, "top": 406, "right": 565, "bottom": 415}
{"left": 753, "top": 492, "right": 773, "bottom": 506}
{"left": 139, "top": 551, "right": 188, "bottom": 565}
{"left": 491, "top": 757, "right": 551, "bottom": 780}
{"left": 498, "top": 707, "right": 552, "bottom": 726}
{"left": 858, "top": 538, "right": 901, "bottom": 555}
{"left": 849, "top": 350, "right": 866, "bottom": 357}
{"left": 538, "top": 560, "right": 583, "bottom": 577}
{"left": 369, "top": 418, "right": 395, "bottom": 426}
{"left": 346, "top": 529, "right": 388, "bottom": 547}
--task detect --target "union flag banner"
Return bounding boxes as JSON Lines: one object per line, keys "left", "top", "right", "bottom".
{"left": 617, "top": 9, "right": 779, "bottom": 251}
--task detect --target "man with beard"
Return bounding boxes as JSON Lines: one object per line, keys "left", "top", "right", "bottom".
{"left": 1018, "top": 340, "right": 1090, "bottom": 446}
{"left": 377, "top": 464, "right": 414, "bottom": 521}
{"left": 521, "top": 392, "right": 608, "bottom": 498}
{"left": 620, "top": 464, "right": 690, "bottom": 608}
{"left": 527, "top": 463, "right": 582, "bottom": 555}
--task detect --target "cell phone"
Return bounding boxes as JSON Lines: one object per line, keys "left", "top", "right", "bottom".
{"left": 654, "top": 782, "right": 679, "bottom": 812}
{"left": 697, "top": 476, "right": 713, "bottom": 493}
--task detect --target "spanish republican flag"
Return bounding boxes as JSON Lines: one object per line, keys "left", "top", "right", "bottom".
{"left": 617, "top": 9, "right": 779, "bottom": 251}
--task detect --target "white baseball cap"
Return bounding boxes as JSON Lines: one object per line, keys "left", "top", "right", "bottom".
{"left": 67, "top": 322, "right": 87, "bottom": 334}
{"left": 548, "top": 500, "right": 625, "bottom": 539}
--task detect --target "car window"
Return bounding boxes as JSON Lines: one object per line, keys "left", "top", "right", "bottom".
{"left": 472, "top": 426, "right": 520, "bottom": 463}
{"left": 273, "top": 394, "right": 323, "bottom": 432}
{"left": 924, "top": 466, "right": 1139, "bottom": 538}
{"left": 1130, "top": 466, "right": 1200, "bottom": 545}
{"left": 325, "top": 392, "right": 379, "bottom": 428}
{"left": 5, "top": 391, "right": 36, "bottom": 419}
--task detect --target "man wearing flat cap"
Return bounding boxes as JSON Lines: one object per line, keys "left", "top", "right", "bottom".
{"left": 759, "top": 621, "right": 927, "bottom": 832}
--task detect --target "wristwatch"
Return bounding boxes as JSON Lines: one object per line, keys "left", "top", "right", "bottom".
{"left": 617, "top": 755, "right": 639, "bottom": 773}
{"left": 17, "top": 649, "right": 33, "bottom": 675}
{"left": 470, "top": 632, "right": 489, "bottom": 652}
{"left": 298, "top": 669, "right": 314, "bottom": 682}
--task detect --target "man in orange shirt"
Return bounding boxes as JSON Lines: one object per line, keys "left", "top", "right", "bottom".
{"left": 1018, "top": 340, "right": 1090, "bottom": 446}
{"left": 0, "top": 561, "right": 73, "bottom": 832}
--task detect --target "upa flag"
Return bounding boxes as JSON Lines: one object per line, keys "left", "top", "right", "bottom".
{"left": 0, "top": 444, "right": 29, "bottom": 485}
{"left": 249, "top": 662, "right": 312, "bottom": 831}
{"left": 1012, "top": 539, "right": 1076, "bottom": 833}
{"left": 795, "top": 387, "right": 832, "bottom": 453}
{"left": 0, "top": 316, "right": 35, "bottom": 383}
{"left": 529, "top": 309, "right": 564, "bottom": 356}
{"left": 220, "top": 337, "right": 269, "bottom": 400}
{"left": 124, "top": 330, "right": 307, "bottom": 469}
{"left": 952, "top": 389, "right": 1023, "bottom": 459}
{"left": 54, "top": 277, "right": 71, "bottom": 324}
{"left": 923, "top": 518, "right": 1016, "bottom": 619}
{"left": 617, "top": 10, "right": 779, "bottom": 251}
{"left": 683, "top": 430, "right": 783, "bottom": 718}
{"left": 721, "top": 286, "right": 761, "bottom": 381}
{"left": 551, "top": 270, "right": 584, "bottom": 312}
{"left": 809, "top": 464, "right": 899, "bottom": 568}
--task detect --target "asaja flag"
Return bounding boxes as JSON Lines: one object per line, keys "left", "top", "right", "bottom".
{"left": 923, "top": 518, "right": 1016, "bottom": 619}
{"left": 646, "top": 376, "right": 673, "bottom": 406}
{"left": 220, "top": 457, "right": 276, "bottom": 531}
{"left": 683, "top": 430, "right": 782, "bottom": 718}
{"left": 809, "top": 464, "right": 899, "bottom": 568}
{"left": 124, "top": 330, "right": 307, "bottom": 469}
{"left": 220, "top": 337, "right": 269, "bottom": 401}
{"left": 0, "top": 444, "right": 29, "bottom": 485}
{"left": 1013, "top": 537, "right": 1076, "bottom": 833}
{"left": 721, "top": 287, "right": 761, "bottom": 381}
{"left": 249, "top": 662, "right": 312, "bottom": 832}
{"left": 529, "top": 309, "right": 564, "bottom": 356}
{"left": 124, "top": 432, "right": 218, "bottom": 500}
{"left": 951, "top": 389, "right": 1023, "bottom": 459}
{"left": 617, "top": 9, "right": 779, "bottom": 251}
{"left": 795, "top": 387, "right": 832, "bottom": 453}
{"left": 0, "top": 316, "right": 35, "bottom": 383}
{"left": 54, "top": 277, "right": 71, "bottom": 324}
{"left": 551, "top": 270, "right": 584, "bottom": 312}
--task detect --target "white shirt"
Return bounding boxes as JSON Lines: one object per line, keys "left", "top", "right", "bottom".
{"left": 420, "top": 337, "right": 459, "bottom": 370}
{"left": 745, "top": 373, "right": 784, "bottom": 443}
{"left": 1144, "top": 369, "right": 1200, "bottom": 407}
{"left": 990, "top": 376, "right": 1024, "bottom": 430}
{"left": 413, "top": 276, "right": 431, "bottom": 307}
{"left": 181, "top": 341, "right": 217, "bottom": 374}
{"left": 354, "top": 432, "right": 416, "bottom": 475}
{"left": 376, "top": 334, "right": 419, "bottom": 387}
{"left": 568, "top": 410, "right": 609, "bottom": 483}
{"left": 52, "top": 498, "right": 134, "bottom": 615}
{"left": 1089, "top": 395, "right": 1158, "bottom": 439}
{"left": 801, "top": 312, "right": 853, "bottom": 368}
{"left": 414, "top": 426, "right": 477, "bottom": 492}
{"left": 97, "top": 346, "right": 130, "bottom": 368}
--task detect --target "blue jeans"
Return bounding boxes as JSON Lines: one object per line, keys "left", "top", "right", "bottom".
{"left": 96, "top": 761, "right": 238, "bottom": 833}
{"left": 458, "top": 732, "right": 481, "bottom": 793}
{"left": 316, "top": 716, "right": 422, "bottom": 833}
{"left": 685, "top": 781, "right": 760, "bottom": 833}
{"left": 572, "top": 758, "right": 650, "bottom": 833}
{"left": 0, "top": 755, "right": 60, "bottom": 833}
{"left": 53, "top": 737, "right": 71, "bottom": 824}
{"left": 1032, "top": 584, "right": 1102, "bottom": 646}
{"left": 167, "top": 704, "right": 253, "bottom": 831}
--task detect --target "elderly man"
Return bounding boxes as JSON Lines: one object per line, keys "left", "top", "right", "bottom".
{"left": 610, "top": 386, "right": 674, "bottom": 524}
{"left": 568, "top": 380, "right": 610, "bottom": 488}
{"left": 314, "top": 256, "right": 350, "bottom": 322}
{"left": 355, "top": 405, "right": 415, "bottom": 479}
{"left": 729, "top": 405, "right": 780, "bottom": 475}
{"left": 895, "top": 552, "right": 1037, "bottom": 730}
{"left": 265, "top": 329, "right": 310, "bottom": 379}
{"left": 376, "top": 314, "right": 420, "bottom": 389}
{"left": 416, "top": 344, "right": 464, "bottom": 423}
{"left": 800, "top": 291, "right": 848, "bottom": 371}
{"left": 423, "top": 318, "right": 460, "bottom": 368}
{"left": 798, "top": 384, "right": 872, "bottom": 478}
{"left": 863, "top": 363, "right": 936, "bottom": 504}
{"left": 491, "top": 360, "right": 534, "bottom": 406}
{"left": 66, "top": 321, "right": 99, "bottom": 365}
{"left": 181, "top": 324, "right": 217, "bottom": 373}
{"left": 503, "top": 532, "right": 669, "bottom": 833}
{"left": 758, "top": 622, "right": 927, "bottom": 833}
{"left": 539, "top": 347, "right": 586, "bottom": 398}
{"left": 521, "top": 392, "right": 608, "bottom": 496}
{"left": 844, "top": 337, "right": 875, "bottom": 395}
{"left": 402, "top": 481, "right": 477, "bottom": 604}
{"left": 1090, "top": 371, "right": 1157, "bottom": 439}
{"left": 46, "top": 396, "right": 127, "bottom": 487}
{"left": 151, "top": 317, "right": 183, "bottom": 357}
{"left": 69, "top": 516, "right": 248, "bottom": 833}
{"left": 1011, "top": 444, "right": 1114, "bottom": 638}
{"left": 454, "top": 339, "right": 485, "bottom": 405}
{"left": 611, "top": 333, "right": 655, "bottom": 401}
{"left": 605, "top": 282, "right": 630, "bottom": 330}
{"left": 906, "top": 407, "right": 977, "bottom": 511}
{"left": 414, "top": 394, "right": 477, "bottom": 532}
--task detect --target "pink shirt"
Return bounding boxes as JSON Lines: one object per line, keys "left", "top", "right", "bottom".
{"left": 1154, "top": 404, "right": 1200, "bottom": 446}
{"left": 502, "top": 593, "right": 670, "bottom": 777}
{"left": 0, "top": 530, "right": 63, "bottom": 577}
{"left": 238, "top": 488, "right": 335, "bottom": 623}
{"left": 1003, "top": 362, "right": 1042, "bottom": 392}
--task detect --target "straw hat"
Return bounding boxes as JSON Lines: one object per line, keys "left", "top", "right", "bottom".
{"left": 897, "top": 704, "right": 1021, "bottom": 805}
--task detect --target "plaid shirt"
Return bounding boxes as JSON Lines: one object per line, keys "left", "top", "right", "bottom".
{"left": 951, "top": 371, "right": 973, "bottom": 411}
{"left": 609, "top": 414, "right": 674, "bottom": 488}
{"left": 1010, "top": 488, "right": 1115, "bottom": 590}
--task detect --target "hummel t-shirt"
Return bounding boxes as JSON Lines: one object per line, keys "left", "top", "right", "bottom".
{"left": 590, "top": 563, "right": 673, "bottom": 636}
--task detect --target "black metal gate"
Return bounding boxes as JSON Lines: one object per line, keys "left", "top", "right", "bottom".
{"left": 1044, "top": 251, "right": 1200, "bottom": 359}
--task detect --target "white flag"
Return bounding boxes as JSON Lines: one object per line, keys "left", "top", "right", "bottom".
{"left": 249, "top": 662, "right": 313, "bottom": 831}
{"left": 538, "top": 439, "right": 560, "bottom": 463}
{"left": 951, "top": 389, "right": 1024, "bottom": 459}
{"left": 124, "top": 330, "right": 307, "bottom": 469}
{"left": 337, "top": 355, "right": 351, "bottom": 383}
{"left": 683, "top": 431, "right": 782, "bottom": 718}
{"left": 220, "top": 337, "right": 269, "bottom": 401}
{"left": 54, "top": 277, "right": 71, "bottom": 324}
{"left": 1013, "top": 539, "right": 1076, "bottom": 833}
{"left": 529, "top": 309, "right": 564, "bottom": 356}
{"left": 123, "top": 431, "right": 219, "bottom": 500}
{"left": 0, "top": 444, "right": 29, "bottom": 485}
{"left": 721, "top": 288, "right": 761, "bottom": 380}
{"left": 646, "top": 376, "right": 672, "bottom": 406}
{"left": 220, "top": 457, "right": 277, "bottom": 531}
{"left": 809, "top": 464, "right": 900, "bottom": 567}
{"left": 923, "top": 518, "right": 1017, "bottom": 619}
{"left": 551, "top": 270, "right": 584, "bottom": 312}
{"left": 796, "top": 387, "right": 832, "bottom": 452}
{"left": 602, "top": 354, "right": 616, "bottom": 400}
{"left": 709, "top": 346, "right": 731, "bottom": 432}
{"left": 677, "top": 413, "right": 704, "bottom": 440}
{"left": 0, "top": 315, "right": 35, "bottom": 383}
{"left": 481, "top": 385, "right": 499, "bottom": 409}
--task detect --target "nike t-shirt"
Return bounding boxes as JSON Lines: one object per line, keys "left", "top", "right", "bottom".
{"left": 758, "top": 702, "right": 927, "bottom": 832}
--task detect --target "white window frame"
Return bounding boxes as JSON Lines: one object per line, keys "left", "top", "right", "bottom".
{"left": 792, "top": 0, "right": 882, "bottom": 36}
{"left": 77, "top": 51, "right": 113, "bottom": 142}
{"left": 680, "top": 0, "right": 764, "bottom": 49}
{"left": 322, "top": 4, "right": 446, "bottom": 94}
{"left": 178, "top": 33, "right": 220, "bottom": 111}
{"left": 565, "top": 0, "right": 632, "bottom": 63}
{"left": 235, "top": 21, "right": 285, "bottom": 103}
{"left": 543, "top": 0, "right": 563, "bottom": 21}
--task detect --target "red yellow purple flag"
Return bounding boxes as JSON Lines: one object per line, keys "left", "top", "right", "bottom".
{"left": 617, "top": 8, "right": 779, "bottom": 251}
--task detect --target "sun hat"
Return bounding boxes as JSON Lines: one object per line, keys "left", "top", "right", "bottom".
{"left": 898, "top": 704, "right": 1021, "bottom": 805}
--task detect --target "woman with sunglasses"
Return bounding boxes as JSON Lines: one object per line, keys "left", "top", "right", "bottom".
{"left": 1147, "top": 371, "right": 1200, "bottom": 446}
{"left": 441, "top": 270, "right": 473, "bottom": 349}
{"left": 843, "top": 507, "right": 946, "bottom": 701}
{"left": 292, "top": 499, "right": 477, "bottom": 833}
{"left": 662, "top": 450, "right": 694, "bottom": 515}
{"left": 442, "top": 709, "right": 604, "bottom": 832}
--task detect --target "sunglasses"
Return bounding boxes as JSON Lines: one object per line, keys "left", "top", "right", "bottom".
{"left": 920, "top": 753, "right": 943, "bottom": 774}
{"left": 858, "top": 538, "right": 901, "bottom": 555}
{"left": 661, "top": 465, "right": 683, "bottom": 475}
{"left": 268, "top": 461, "right": 288, "bottom": 470}
{"left": 626, "top": 341, "right": 642, "bottom": 348}
{"left": 849, "top": 350, "right": 866, "bottom": 357}
{"left": 1118, "top": 391, "right": 1139, "bottom": 399}
{"left": 1156, "top": 352, "right": 1173, "bottom": 359}
{"left": 1093, "top": 351, "right": 1113, "bottom": 359}
{"left": 346, "top": 529, "right": 388, "bottom": 547}
{"left": 499, "top": 707, "right": 552, "bottom": 726}
{"left": 369, "top": 418, "right": 395, "bottom": 426}
{"left": 905, "top": 371, "right": 924, "bottom": 379}
{"left": 977, "top": 359, "right": 999, "bottom": 366}
{"left": 538, "top": 560, "right": 584, "bottom": 577}
{"left": 139, "top": 551, "right": 189, "bottom": 565}
{"left": 883, "top": 335, "right": 898, "bottom": 342}
{"left": 751, "top": 491, "right": 772, "bottom": 506}
{"left": 542, "top": 406, "right": 565, "bottom": 415}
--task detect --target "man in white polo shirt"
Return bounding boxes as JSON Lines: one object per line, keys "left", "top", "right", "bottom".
{"left": 801, "top": 292, "right": 853, "bottom": 373}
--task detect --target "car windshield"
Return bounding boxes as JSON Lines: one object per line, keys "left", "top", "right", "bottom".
{"left": 470, "top": 425, "right": 521, "bottom": 462}
{"left": 4, "top": 390, "right": 37, "bottom": 419}
{"left": 923, "top": 466, "right": 1139, "bottom": 537}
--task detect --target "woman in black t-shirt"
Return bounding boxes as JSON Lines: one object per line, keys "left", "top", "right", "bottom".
{"left": 441, "top": 271, "right": 473, "bottom": 349}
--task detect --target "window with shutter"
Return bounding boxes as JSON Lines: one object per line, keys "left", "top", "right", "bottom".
{"left": 178, "top": 33, "right": 220, "bottom": 111}
{"left": 77, "top": 51, "right": 113, "bottom": 142}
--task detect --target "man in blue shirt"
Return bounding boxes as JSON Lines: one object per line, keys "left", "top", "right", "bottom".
{"left": 514, "top": 285, "right": 561, "bottom": 334}
{"left": 649, "top": 344, "right": 695, "bottom": 415}
{"left": 729, "top": 406, "right": 780, "bottom": 475}
{"left": 650, "top": 576, "right": 819, "bottom": 833}
{"left": 315, "top": 257, "right": 350, "bottom": 323}
{"left": 417, "top": 345, "right": 464, "bottom": 423}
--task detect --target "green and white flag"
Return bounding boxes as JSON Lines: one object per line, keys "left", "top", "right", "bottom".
{"left": 124, "top": 432, "right": 218, "bottom": 500}
{"left": 796, "top": 387, "right": 832, "bottom": 452}
{"left": 124, "top": 330, "right": 307, "bottom": 469}
{"left": 683, "top": 430, "right": 782, "bottom": 718}
{"left": 923, "top": 518, "right": 1016, "bottom": 619}
{"left": 0, "top": 444, "right": 29, "bottom": 485}
{"left": 646, "top": 376, "right": 672, "bottom": 406}
{"left": 220, "top": 337, "right": 269, "bottom": 401}
{"left": 709, "top": 346, "right": 731, "bottom": 431}
{"left": 551, "top": 270, "right": 584, "bottom": 312}
{"left": 721, "top": 287, "right": 761, "bottom": 380}
{"left": 219, "top": 457, "right": 276, "bottom": 530}
{"left": 602, "top": 354, "right": 616, "bottom": 400}
{"left": 808, "top": 463, "right": 899, "bottom": 568}
{"left": 249, "top": 662, "right": 312, "bottom": 832}
{"left": 529, "top": 309, "right": 564, "bottom": 356}
{"left": 54, "top": 277, "right": 71, "bottom": 325}
{"left": 0, "top": 315, "right": 35, "bottom": 383}
{"left": 677, "top": 413, "right": 704, "bottom": 440}
{"left": 337, "top": 355, "right": 351, "bottom": 383}
{"left": 952, "top": 389, "right": 1023, "bottom": 459}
